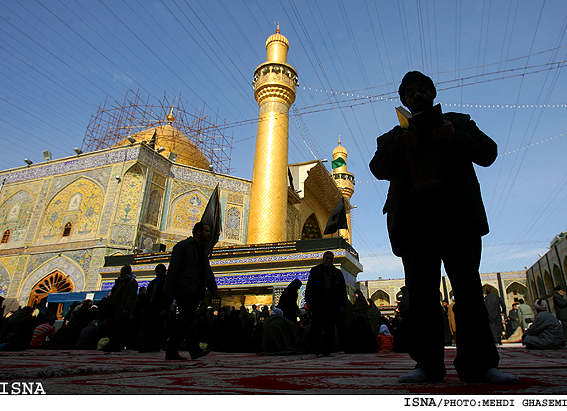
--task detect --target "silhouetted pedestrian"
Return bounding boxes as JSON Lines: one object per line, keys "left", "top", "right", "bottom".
{"left": 163, "top": 222, "right": 218, "bottom": 361}
{"left": 370, "top": 71, "right": 517, "bottom": 384}
{"left": 305, "top": 251, "right": 347, "bottom": 356}
{"left": 103, "top": 265, "right": 138, "bottom": 352}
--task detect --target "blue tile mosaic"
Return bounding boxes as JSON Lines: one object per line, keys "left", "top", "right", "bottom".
{"left": 213, "top": 270, "right": 311, "bottom": 286}
{"left": 210, "top": 250, "right": 346, "bottom": 267}
{"left": 101, "top": 279, "right": 150, "bottom": 291}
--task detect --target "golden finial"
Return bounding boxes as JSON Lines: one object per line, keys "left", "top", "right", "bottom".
{"left": 166, "top": 106, "right": 175, "bottom": 124}
{"left": 276, "top": 22, "right": 280, "bottom": 34}
{"left": 338, "top": 133, "right": 341, "bottom": 145}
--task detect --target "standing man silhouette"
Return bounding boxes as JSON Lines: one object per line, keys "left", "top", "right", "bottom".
{"left": 370, "top": 71, "right": 518, "bottom": 384}
{"left": 305, "top": 251, "right": 347, "bottom": 356}
{"left": 164, "top": 222, "right": 218, "bottom": 360}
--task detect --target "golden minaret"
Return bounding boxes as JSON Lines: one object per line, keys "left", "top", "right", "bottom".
{"left": 247, "top": 26, "right": 298, "bottom": 244}
{"left": 331, "top": 135, "right": 355, "bottom": 244}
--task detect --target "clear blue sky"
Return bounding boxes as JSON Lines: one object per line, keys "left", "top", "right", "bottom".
{"left": 1, "top": 0, "right": 566, "bottom": 281}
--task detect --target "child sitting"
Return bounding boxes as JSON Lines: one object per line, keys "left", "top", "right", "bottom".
{"left": 377, "top": 324, "right": 394, "bottom": 353}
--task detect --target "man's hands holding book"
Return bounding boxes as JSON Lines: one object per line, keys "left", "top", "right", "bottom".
{"left": 400, "top": 120, "right": 453, "bottom": 149}
{"left": 432, "top": 120, "right": 454, "bottom": 142}
{"left": 400, "top": 129, "right": 418, "bottom": 149}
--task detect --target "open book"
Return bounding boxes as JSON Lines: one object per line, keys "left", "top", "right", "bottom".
{"left": 396, "top": 103, "right": 443, "bottom": 142}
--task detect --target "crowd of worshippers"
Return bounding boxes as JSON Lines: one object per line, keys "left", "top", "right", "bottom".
{"left": 0, "top": 265, "right": 402, "bottom": 355}
{"left": 0, "top": 269, "right": 564, "bottom": 355}
{"left": 441, "top": 286, "right": 567, "bottom": 350}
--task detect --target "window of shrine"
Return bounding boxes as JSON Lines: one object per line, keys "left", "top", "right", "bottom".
{"left": 62, "top": 222, "right": 72, "bottom": 237}
{"left": 0, "top": 229, "right": 10, "bottom": 244}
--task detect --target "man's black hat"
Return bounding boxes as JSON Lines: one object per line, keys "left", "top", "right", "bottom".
{"left": 398, "top": 71, "right": 437, "bottom": 106}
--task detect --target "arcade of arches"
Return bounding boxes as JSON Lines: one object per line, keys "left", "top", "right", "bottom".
{"left": 360, "top": 271, "right": 529, "bottom": 314}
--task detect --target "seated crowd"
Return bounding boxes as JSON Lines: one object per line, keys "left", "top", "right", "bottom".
{"left": 1, "top": 280, "right": 564, "bottom": 356}
{"left": 0, "top": 279, "right": 408, "bottom": 355}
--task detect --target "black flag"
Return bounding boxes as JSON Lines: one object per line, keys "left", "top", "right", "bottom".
{"left": 201, "top": 184, "right": 221, "bottom": 251}
{"left": 148, "top": 129, "right": 157, "bottom": 149}
{"left": 324, "top": 197, "right": 348, "bottom": 235}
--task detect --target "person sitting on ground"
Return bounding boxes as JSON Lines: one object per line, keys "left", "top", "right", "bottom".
{"left": 64, "top": 302, "right": 79, "bottom": 325}
{"left": 377, "top": 324, "right": 394, "bottom": 353}
{"left": 0, "top": 306, "right": 37, "bottom": 351}
{"left": 44, "top": 321, "right": 79, "bottom": 350}
{"left": 73, "top": 299, "right": 93, "bottom": 335}
{"left": 276, "top": 279, "right": 302, "bottom": 324}
{"left": 261, "top": 308, "right": 299, "bottom": 354}
{"left": 74, "top": 320, "right": 100, "bottom": 350}
{"left": 30, "top": 318, "right": 56, "bottom": 348}
{"left": 522, "top": 299, "right": 566, "bottom": 350}
{"left": 0, "top": 305, "right": 25, "bottom": 342}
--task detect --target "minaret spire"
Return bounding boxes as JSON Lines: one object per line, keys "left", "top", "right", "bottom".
{"left": 331, "top": 137, "right": 355, "bottom": 244}
{"left": 247, "top": 29, "right": 298, "bottom": 244}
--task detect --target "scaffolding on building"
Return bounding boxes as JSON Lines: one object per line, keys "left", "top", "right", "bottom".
{"left": 82, "top": 91, "right": 233, "bottom": 174}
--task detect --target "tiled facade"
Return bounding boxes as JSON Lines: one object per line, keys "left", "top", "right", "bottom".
{"left": 0, "top": 143, "right": 252, "bottom": 305}
{"left": 0, "top": 141, "right": 359, "bottom": 308}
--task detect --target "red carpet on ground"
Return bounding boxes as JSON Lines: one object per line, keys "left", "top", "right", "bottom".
{"left": 0, "top": 344, "right": 566, "bottom": 395}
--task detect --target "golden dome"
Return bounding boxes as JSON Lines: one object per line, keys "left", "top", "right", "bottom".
{"left": 112, "top": 124, "right": 211, "bottom": 170}
{"left": 266, "top": 33, "right": 289, "bottom": 50}
{"left": 332, "top": 136, "right": 348, "bottom": 157}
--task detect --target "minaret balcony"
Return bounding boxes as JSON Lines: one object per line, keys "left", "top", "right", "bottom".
{"left": 253, "top": 62, "right": 298, "bottom": 89}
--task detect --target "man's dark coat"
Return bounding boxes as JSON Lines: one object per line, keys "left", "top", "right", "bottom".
{"left": 369, "top": 112, "right": 497, "bottom": 256}
{"left": 484, "top": 292, "right": 506, "bottom": 342}
{"left": 164, "top": 237, "right": 218, "bottom": 299}
{"left": 145, "top": 276, "right": 172, "bottom": 316}
{"left": 305, "top": 263, "right": 347, "bottom": 312}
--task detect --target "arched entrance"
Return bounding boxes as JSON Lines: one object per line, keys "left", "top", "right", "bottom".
{"left": 482, "top": 284, "right": 499, "bottom": 296}
{"left": 301, "top": 213, "right": 322, "bottom": 240}
{"left": 370, "top": 289, "right": 391, "bottom": 307}
{"left": 553, "top": 264, "right": 565, "bottom": 289}
{"left": 506, "top": 281, "right": 527, "bottom": 305}
{"left": 28, "top": 271, "right": 74, "bottom": 308}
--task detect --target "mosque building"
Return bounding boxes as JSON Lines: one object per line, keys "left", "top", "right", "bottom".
{"left": 0, "top": 29, "right": 362, "bottom": 315}
{"left": 0, "top": 27, "right": 535, "bottom": 319}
